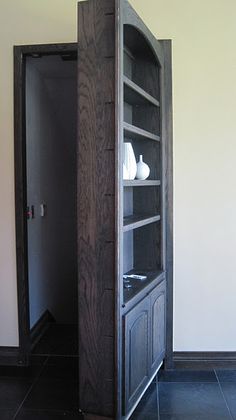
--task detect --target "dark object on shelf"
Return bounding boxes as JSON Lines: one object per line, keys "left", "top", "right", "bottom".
{"left": 124, "top": 281, "right": 132, "bottom": 289}
{"left": 123, "top": 274, "right": 147, "bottom": 281}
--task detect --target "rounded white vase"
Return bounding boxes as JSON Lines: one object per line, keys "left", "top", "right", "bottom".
{"left": 136, "top": 155, "right": 150, "bottom": 180}
{"left": 123, "top": 142, "right": 137, "bottom": 180}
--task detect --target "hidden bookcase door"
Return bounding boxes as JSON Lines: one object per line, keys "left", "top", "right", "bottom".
{"left": 77, "top": 0, "right": 173, "bottom": 419}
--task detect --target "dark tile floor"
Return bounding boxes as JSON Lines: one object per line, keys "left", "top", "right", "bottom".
{"left": 0, "top": 356, "right": 79, "bottom": 419}
{"left": 0, "top": 323, "right": 80, "bottom": 419}
{"left": 32, "top": 324, "right": 78, "bottom": 357}
{"left": 131, "top": 369, "right": 236, "bottom": 420}
{"left": 1, "top": 327, "right": 236, "bottom": 419}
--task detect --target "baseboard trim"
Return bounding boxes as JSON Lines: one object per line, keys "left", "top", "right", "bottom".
{"left": 0, "top": 347, "right": 21, "bottom": 366}
{"left": 0, "top": 311, "right": 54, "bottom": 366}
{"left": 172, "top": 351, "right": 236, "bottom": 369}
{"left": 30, "top": 310, "right": 54, "bottom": 351}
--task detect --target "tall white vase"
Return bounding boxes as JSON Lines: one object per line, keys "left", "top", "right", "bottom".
{"left": 123, "top": 142, "right": 137, "bottom": 180}
{"left": 123, "top": 163, "right": 130, "bottom": 180}
{"left": 136, "top": 155, "right": 150, "bottom": 180}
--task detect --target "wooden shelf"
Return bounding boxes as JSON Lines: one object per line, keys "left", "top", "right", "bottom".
{"left": 124, "top": 75, "right": 160, "bottom": 107}
{"left": 124, "top": 122, "right": 160, "bottom": 142}
{"left": 123, "top": 270, "right": 165, "bottom": 306}
{"left": 123, "top": 180, "right": 161, "bottom": 187}
{"left": 123, "top": 214, "right": 160, "bottom": 232}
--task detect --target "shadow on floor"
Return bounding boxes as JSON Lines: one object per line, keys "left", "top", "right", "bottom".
{"left": 32, "top": 323, "right": 78, "bottom": 357}
{"left": 0, "top": 324, "right": 80, "bottom": 419}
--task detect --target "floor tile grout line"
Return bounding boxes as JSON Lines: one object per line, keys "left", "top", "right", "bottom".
{"left": 32, "top": 353, "right": 79, "bottom": 358}
{"left": 156, "top": 374, "right": 160, "bottom": 420}
{"left": 157, "top": 380, "right": 219, "bottom": 384}
{"left": 12, "top": 355, "right": 50, "bottom": 420}
{"left": 214, "top": 369, "right": 234, "bottom": 420}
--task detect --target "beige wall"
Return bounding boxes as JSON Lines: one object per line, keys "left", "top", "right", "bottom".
{"left": 130, "top": 0, "right": 236, "bottom": 350}
{"left": 0, "top": 0, "right": 78, "bottom": 346}
{"left": 1, "top": 0, "right": 236, "bottom": 349}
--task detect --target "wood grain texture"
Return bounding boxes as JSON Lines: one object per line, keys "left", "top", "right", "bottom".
{"left": 78, "top": 0, "right": 116, "bottom": 416}
{"left": 123, "top": 75, "right": 160, "bottom": 107}
{"left": 123, "top": 180, "right": 161, "bottom": 187}
{"left": 121, "top": 4, "right": 169, "bottom": 415}
{"left": 134, "top": 222, "right": 162, "bottom": 272}
{"left": 123, "top": 271, "right": 165, "bottom": 310}
{"left": 123, "top": 5, "right": 164, "bottom": 68}
{"left": 78, "top": 1, "right": 172, "bottom": 418}
{"left": 133, "top": 56, "right": 160, "bottom": 103}
{"left": 123, "top": 214, "right": 160, "bottom": 232}
{"left": 123, "top": 279, "right": 165, "bottom": 415}
{"left": 159, "top": 40, "right": 173, "bottom": 370}
{"left": 133, "top": 186, "right": 160, "bottom": 216}
{"left": 124, "top": 121, "right": 160, "bottom": 142}
{"left": 123, "top": 297, "right": 150, "bottom": 414}
{"left": 14, "top": 42, "right": 77, "bottom": 56}
{"left": 14, "top": 46, "right": 31, "bottom": 366}
{"left": 133, "top": 103, "right": 160, "bottom": 137}
{"left": 150, "top": 281, "right": 166, "bottom": 374}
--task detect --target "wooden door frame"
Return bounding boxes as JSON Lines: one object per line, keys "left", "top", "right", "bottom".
{"left": 13, "top": 43, "right": 77, "bottom": 365}
{"left": 159, "top": 40, "right": 174, "bottom": 370}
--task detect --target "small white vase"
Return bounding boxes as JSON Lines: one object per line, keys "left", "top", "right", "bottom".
{"left": 136, "top": 155, "right": 150, "bottom": 180}
{"left": 123, "top": 142, "right": 137, "bottom": 180}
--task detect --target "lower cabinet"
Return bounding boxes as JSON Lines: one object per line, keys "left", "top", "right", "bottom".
{"left": 150, "top": 282, "right": 166, "bottom": 375}
{"left": 123, "top": 280, "right": 166, "bottom": 415}
{"left": 123, "top": 296, "right": 150, "bottom": 414}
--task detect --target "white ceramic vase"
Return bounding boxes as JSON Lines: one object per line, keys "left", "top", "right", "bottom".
{"left": 136, "top": 155, "right": 150, "bottom": 180}
{"left": 123, "top": 142, "right": 137, "bottom": 180}
{"left": 123, "top": 163, "right": 130, "bottom": 180}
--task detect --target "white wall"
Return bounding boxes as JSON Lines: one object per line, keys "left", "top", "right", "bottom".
{"left": 1, "top": 0, "right": 236, "bottom": 350}
{"left": 0, "top": 0, "right": 78, "bottom": 346}
{"left": 130, "top": 0, "right": 236, "bottom": 350}
{"left": 26, "top": 57, "right": 77, "bottom": 328}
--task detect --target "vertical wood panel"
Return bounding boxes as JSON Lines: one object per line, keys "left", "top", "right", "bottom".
{"left": 77, "top": 1, "right": 173, "bottom": 418}
{"left": 159, "top": 40, "right": 173, "bottom": 369}
{"left": 78, "top": 0, "right": 116, "bottom": 416}
{"left": 123, "top": 297, "right": 150, "bottom": 414}
{"left": 150, "top": 282, "right": 166, "bottom": 374}
{"left": 14, "top": 46, "right": 31, "bottom": 364}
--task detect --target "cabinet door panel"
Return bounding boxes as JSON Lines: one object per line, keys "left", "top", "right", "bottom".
{"left": 123, "top": 297, "right": 150, "bottom": 414}
{"left": 150, "top": 281, "right": 166, "bottom": 373}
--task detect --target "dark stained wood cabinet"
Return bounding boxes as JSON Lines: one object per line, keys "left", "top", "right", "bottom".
{"left": 150, "top": 281, "right": 166, "bottom": 375}
{"left": 123, "top": 294, "right": 150, "bottom": 414}
{"left": 77, "top": 0, "right": 172, "bottom": 418}
{"left": 123, "top": 280, "right": 165, "bottom": 414}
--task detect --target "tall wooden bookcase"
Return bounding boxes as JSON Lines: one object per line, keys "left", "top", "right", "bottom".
{"left": 77, "top": 0, "right": 173, "bottom": 419}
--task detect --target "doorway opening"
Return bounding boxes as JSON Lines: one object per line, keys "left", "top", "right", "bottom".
{"left": 14, "top": 44, "right": 78, "bottom": 363}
